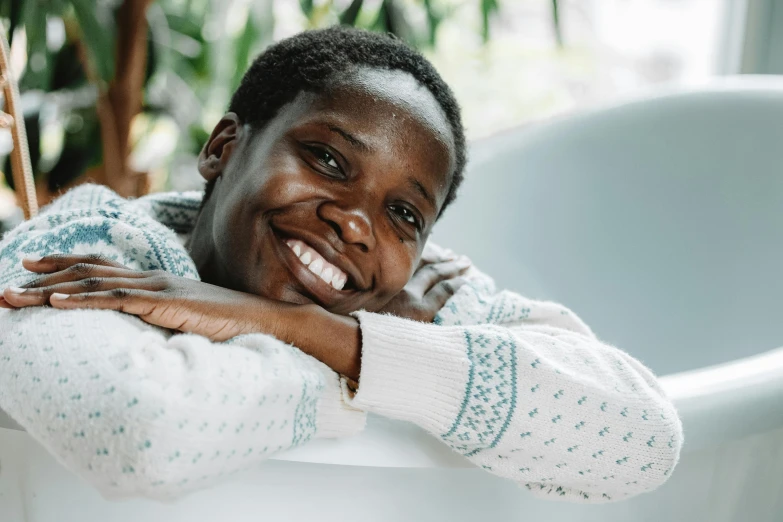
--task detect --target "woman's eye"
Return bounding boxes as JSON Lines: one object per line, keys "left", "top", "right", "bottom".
{"left": 314, "top": 148, "right": 339, "bottom": 169}
{"left": 391, "top": 205, "right": 420, "bottom": 229}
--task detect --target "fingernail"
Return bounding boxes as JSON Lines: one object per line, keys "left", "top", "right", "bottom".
{"left": 24, "top": 255, "right": 43, "bottom": 263}
{"left": 7, "top": 287, "right": 25, "bottom": 294}
{"left": 50, "top": 293, "right": 69, "bottom": 301}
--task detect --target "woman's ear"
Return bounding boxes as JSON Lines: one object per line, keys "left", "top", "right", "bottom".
{"left": 198, "top": 113, "right": 243, "bottom": 181}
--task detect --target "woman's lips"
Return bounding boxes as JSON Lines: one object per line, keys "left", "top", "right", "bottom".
{"left": 284, "top": 238, "right": 348, "bottom": 290}
{"left": 271, "top": 230, "right": 357, "bottom": 307}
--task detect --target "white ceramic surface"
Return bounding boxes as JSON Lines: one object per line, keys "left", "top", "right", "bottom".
{"left": 2, "top": 76, "right": 783, "bottom": 521}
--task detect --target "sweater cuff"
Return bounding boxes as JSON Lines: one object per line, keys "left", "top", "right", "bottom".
{"left": 346, "top": 311, "right": 471, "bottom": 435}
{"left": 314, "top": 362, "right": 367, "bottom": 439}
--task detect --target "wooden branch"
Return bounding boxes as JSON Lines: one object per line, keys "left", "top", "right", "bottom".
{"left": 75, "top": 40, "right": 122, "bottom": 190}
{"left": 0, "top": 29, "right": 38, "bottom": 219}
{"left": 108, "top": 0, "right": 153, "bottom": 196}
{"left": 76, "top": 0, "right": 152, "bottom": 197}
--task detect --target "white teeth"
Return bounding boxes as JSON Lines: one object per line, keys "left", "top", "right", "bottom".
{"left": 331, "top": 274, "right": 346, "bottom": 291}
{"left": 308, "top": 258, "right": 324, "bottom": 276}
{"left": 286, "top": 238, "right": 350, "bottom": 291}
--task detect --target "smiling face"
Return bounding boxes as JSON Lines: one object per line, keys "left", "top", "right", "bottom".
{"left": 190, "top": 68, "right": 456, "bottom": 315}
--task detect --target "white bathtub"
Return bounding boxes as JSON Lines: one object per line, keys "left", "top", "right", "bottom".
{"left": 2, "top": 76, "right": 783, "bottom": 521}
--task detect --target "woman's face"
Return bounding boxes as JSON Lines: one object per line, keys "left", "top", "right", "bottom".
{"left": 194, "top": 68, "right": 455, "bottom": 315}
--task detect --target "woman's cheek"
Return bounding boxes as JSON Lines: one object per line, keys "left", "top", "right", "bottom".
{"left": 387, "top": 252, "right": 416, "bottom": 290}
{"left": 263, "top": 152, "right": 314, "bottom": 197}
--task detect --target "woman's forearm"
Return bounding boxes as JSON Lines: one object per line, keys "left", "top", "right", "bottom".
{"left": 275, "top": 304, "right": 363, "bottom": 381}
{"left": 344, "top": 309, "right": 683, "bottom": 503}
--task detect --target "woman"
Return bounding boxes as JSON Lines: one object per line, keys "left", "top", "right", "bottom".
{"left": 0, "top": 27, "right": 681, "bottom": 502}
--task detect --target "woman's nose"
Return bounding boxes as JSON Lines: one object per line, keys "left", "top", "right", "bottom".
{"left": 317, "top": 202, "right": 376, "bottom": 252}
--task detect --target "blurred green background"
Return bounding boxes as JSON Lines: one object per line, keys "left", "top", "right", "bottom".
{"left": 1, "top": 0, "right": 552, "bottom": 203}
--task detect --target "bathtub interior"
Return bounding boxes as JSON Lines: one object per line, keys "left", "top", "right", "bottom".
{"left": 433, "top": 81, "right": 783, "bottom": 376}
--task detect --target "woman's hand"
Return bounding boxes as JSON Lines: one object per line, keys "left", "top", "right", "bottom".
{"left": 1, "top": 254, "right": 363, "bottom": 379}
{"left": 378, "top": 244, "right": 471, "bottom": 322}
{"left": 0, "top": 247, "right": 470, "bottom": 378}
{"left": 0, "top": 254, "right": 286, "bottom": 342}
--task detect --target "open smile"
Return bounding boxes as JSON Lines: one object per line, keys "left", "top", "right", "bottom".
{"left": 285, "top": 238, "right": 349, "bottom": 290}
{"left": 271, "top": 227, "right": 362, "bottom": 307}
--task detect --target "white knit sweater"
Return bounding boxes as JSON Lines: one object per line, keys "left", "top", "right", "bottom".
{"left": 0, "top": 185, "right": 682, "bottom": 502}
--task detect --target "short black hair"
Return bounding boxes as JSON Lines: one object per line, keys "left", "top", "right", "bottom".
{"left": 205, "top": 26, "right": 466, "bottom": 215}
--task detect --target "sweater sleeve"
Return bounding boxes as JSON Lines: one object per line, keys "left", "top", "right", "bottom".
{"left": 346, "top": 274, "right": 683, "bottom": 503}
{"left": 0, "top": 306, "right": 365, "bottom": 500}
{"left": 0, "top": 185, "right": 365, "bottom": 500}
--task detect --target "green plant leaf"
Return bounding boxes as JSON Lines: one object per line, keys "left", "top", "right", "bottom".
{"left": 551, "top": 0, "right": 562, "bottom": 47}
{"left": 299, "top": 0, "right": 314, "bottom": 18}
{"left": 19, "top": 0, "right": 50, "bottom": 90}
{"left": 231, "top": 14, "right": 259, "bottom": 92}
{"left": 50, "top": 41, "right": 87, "bottom": 90}
{"left": 480, "top": 0, "right": 498, "bottom": 42}
{"left": 422, "top": 0, "right": 442, "bottom": 47}
{"left": 6, "top": 0, "right": 24, "bottom": 45}
{"left": 163, "top": 13, "right": 209, "bottom": 79}
{"left": 7, "top": 0, "right": 67, "bottom": 45}
{"left": 372, "top": 0, "right": 415, "bottom": 44}
{"left": 339, "top": 0, "right": 363, "bottom": 26}
{"left": 69, "top": 0, "right": 116, "bottom": 83}
{"left": 372, "top": 0, "right": 390, "bottom": 32}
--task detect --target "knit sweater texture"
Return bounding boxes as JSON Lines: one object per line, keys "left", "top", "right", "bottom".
{"left": 0, "top": 185, "right": 682, "bottom": 502}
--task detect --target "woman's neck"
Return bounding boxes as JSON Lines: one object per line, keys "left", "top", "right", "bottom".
{"left": 186, "top": 200, "right": 225, "bottom": 286}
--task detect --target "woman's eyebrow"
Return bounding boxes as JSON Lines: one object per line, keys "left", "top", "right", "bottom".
{"left": 409, "top": 177, "right": 436, "bottom": 209}
{"left": 327, "top": 125, "right": 370, "bottom": 152}
{"left": 322, "top": 122, "right": 435, "bottom": 209}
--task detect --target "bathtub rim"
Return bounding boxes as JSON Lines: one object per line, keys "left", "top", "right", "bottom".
{"left": 3, "top": 345, "right": 782, "bottom": 469}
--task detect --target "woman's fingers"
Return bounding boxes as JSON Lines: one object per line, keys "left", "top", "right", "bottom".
{"left": 424, "top": 276, "right": 468, "bottom": 310}
{"left": 2, "top": 287, "right": 37, "bottom": 307}
{"left": 22, "top": 264, "right": 146, "bottom": 290}
{"left": 48, "top": 288, "right": 158, "bottom": 317}
{"left": 418, "top": 243, "right": 457, "bottom": 269}
{"left": 0, "top": 296, "right": 13, "bottom": 309}
{"left": 3, "top": 277, "right": 164, "bottom": 308}
{"left": 4, "top": 256, "right": 155, "bottom": 309}
{"left": 22, "top": 254, "right": 129, "bottom": 274}
{"left": 407, "top": 256, "right": 471, "bottom": 296}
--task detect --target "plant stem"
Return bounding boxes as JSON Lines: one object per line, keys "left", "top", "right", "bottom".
{"left": 108, "top": 0, "right": 153, "bottom": 197}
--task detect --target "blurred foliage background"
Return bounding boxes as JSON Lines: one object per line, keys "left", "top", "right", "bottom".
{"left": 0, "top": 0, "right": 559, "bottom": 203}
{"left": 0, "top": 0, "right": 728, "bottom": 231}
